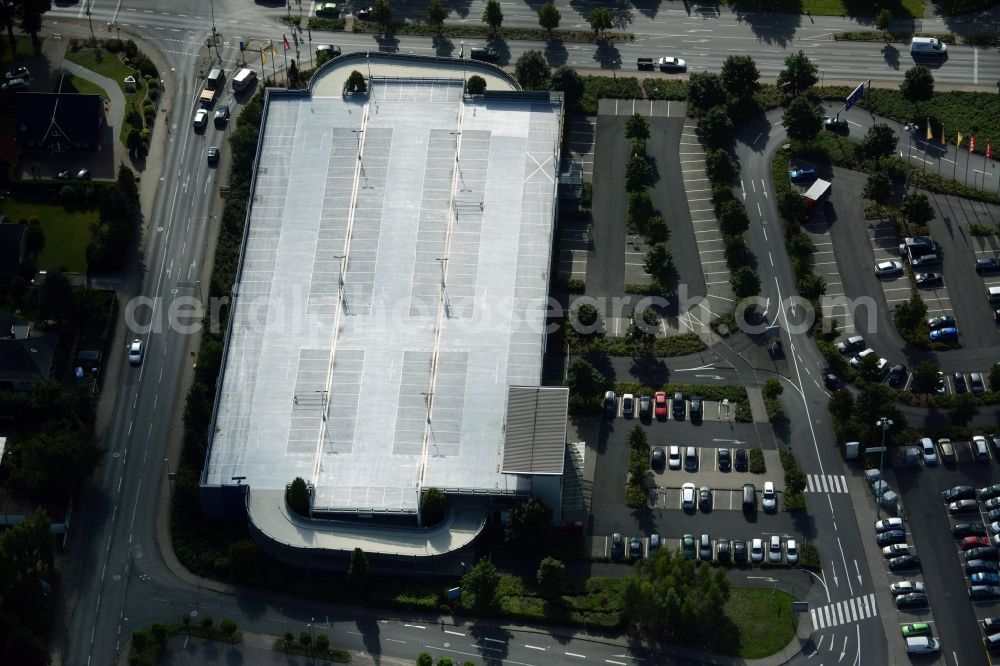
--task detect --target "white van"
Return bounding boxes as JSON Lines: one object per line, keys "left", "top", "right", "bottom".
{"left": 910, "top": 37, "right": 947, "bottom": 57}
{"left": 905, "top": 636, "right": 940, "bottom": 654}
{"left": 989, "top": 286, "right": 1000, "bottom": 306}
{"left": 232, "top": 67, "right": 257, "bottom": 92}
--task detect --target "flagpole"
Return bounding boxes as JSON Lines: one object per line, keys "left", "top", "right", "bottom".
{"left": 270, "top": 40, "right": 277, "bottom": 83}
{"left": 953, "top": 135, "right": 958, "bottom": 180}
{"left": 965, "top": 142, "right": 971, "bottom": 187}
{"left": 282, "top": 39, "right": 288, "bottom": 86}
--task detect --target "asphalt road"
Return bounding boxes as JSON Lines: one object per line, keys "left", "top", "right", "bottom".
{"left": 40, "top": 2, "right": 1000, "bottom": 666}
{"left": 734, "top": 107, "right": 889, "bottom": 664}
{"left": 53, "top": 0, "right": 1000, "bottom": 87}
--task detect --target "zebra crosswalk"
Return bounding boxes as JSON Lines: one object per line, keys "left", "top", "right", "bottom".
{"left": 810, "top": 594, "right": 878, "bottom": 630}
{"left": 806, "top": 474, "right": 849, "bottom": 494}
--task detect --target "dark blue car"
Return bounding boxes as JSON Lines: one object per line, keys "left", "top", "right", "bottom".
{"left": 790, "top": 167, "right": 817, "bottom": 184}
{"left": 930, "top": 327, "right": 959, "bottom": 342}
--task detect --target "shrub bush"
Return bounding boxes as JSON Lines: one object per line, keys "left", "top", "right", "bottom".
{"left": 749, "top": 448, "right": 766, "bottom": 474}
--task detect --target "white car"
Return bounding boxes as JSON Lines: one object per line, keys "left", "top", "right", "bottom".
{"left": 919, "top": 437, "right": 937, "bottom": 465}
{"left": 658, "top": 56, "right": 687, "bottom": 71}
{"left": 876, "top": 517, "right": 904, "bottom": 532}
{"left": 193, "top": 108, "right": 208, "bottom": 129}
{"left": 750, "top": 538, "right": 764, "bottom": 563}
{"left": 883, "top": 543, "right": 911, "bottom": 557}
{"left": 668, "top": 445, "right": 681, "bottom": 470}
{"left": 786, "top": 539, "right": 799, "bottom": 565}
{"left": 890, "top": 580, "right": 925, "bottom": 595}
{"left": 875, "top": 260, "right": 904, "bottom": 277}
{"left": 768, "top": 535, "right": 783, "bottom": 564}
{"left": 128, "top": 339, "right": 144, "bottom": 365}
{"left": 762, "top": 481, "right": 777, "bottom": 511}
{"left": 849, "top": 348, "right": 875, "bottom": 369}
{"left": 622, "top": 393, "right": 635, "bottom": 418}
{"left": 681, "top": 482, "right": 696, "bottom": 509}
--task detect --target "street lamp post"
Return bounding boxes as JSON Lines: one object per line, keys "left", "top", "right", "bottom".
{"left": 876, "top": 417, "right": 893, "bottom": 519}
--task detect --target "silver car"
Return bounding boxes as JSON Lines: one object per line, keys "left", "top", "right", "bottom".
{"left": 768, "top": 535, "right": 783, "bottom": 564}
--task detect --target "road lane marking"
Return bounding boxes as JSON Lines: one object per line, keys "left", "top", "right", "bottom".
{"left": 404, "top": 624, "right": 426, "bottom": 629}
{"left": 444, "top": 630, "right": 465, "bottom": 636}
{"left": 525, "top": 644, "right": 546, "bottom": 651}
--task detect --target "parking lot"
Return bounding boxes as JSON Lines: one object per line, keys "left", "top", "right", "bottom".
{"left": 802, "top": 210, "right": 856, "bottom": 336}
{"left": 890, "top": 446, "right": 1000, "bottom": 663}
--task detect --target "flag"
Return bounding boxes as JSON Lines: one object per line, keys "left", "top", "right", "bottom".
{"left": 926, "top": 119, "right": 933, "bottom": 141}
{"left": 956, "top": 131, "right": 963, "bottom": 148}
{"left": 987, "top": 140, "right": 993, "bottom": 160}
{"left": 940, "top": 127, "right": 946, "bottom": 145}
{"left": 283, "top": 34, "right": 291, "bottom": 52}
{"left": 970, "top": 135, "right": 977, "bottom": 153}
{"left": 272, "top": 42, "right": 278, "bottom": 57}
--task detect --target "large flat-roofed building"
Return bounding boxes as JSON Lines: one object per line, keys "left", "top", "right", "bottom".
{"left": 200, "top": 54, "right": 565, "bottom": 570}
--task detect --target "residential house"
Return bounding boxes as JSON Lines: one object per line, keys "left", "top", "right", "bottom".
{"left": 0, "top": 310, "right": 57, "bottom": 391}
{"left": 15, "top": 93, "right": 106, "bottom": 152}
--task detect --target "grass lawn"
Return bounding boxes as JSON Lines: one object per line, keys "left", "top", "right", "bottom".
{"left": 60, "top": 74, "right": 110, "bottom": 99}
{"left": 721, "top": 587, "right": 798, "bottom": 659}
{"left": 65, "top": 47, "right": 148, "bottom": 144}
{"left": 0, "top": 201, "right": 96, "bottom": 273}
{"left": 725, "top": 0, "right": 923, "bottom": 17}
{"left": 0, "top": 35, "right": 41, "bottom": 69}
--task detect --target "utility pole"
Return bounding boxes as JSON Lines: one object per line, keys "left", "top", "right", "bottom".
{"left": 86, "top": 0, "right": 95, "bottom": 41}
{"left": 209, "top": 0, "right": 220, "bottom": 59}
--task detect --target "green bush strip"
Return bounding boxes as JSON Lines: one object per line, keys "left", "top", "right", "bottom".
{"left": 353, "top": 21, "right": 633, "bottom": 44}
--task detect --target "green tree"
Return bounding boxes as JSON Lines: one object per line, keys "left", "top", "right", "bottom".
{"left": 288, "top": 59, "right": 299, "bottom": 87}
{"left": 17, "top": 0, "right": 50, "bottom": 52}
{"left": 782, "top": 95, "right": 822, "bottom": 141}
{"left": 718, "top": 200, "right": 750, "bottom": 235}
{"left": 864, "top": 171, "right": 893, "bottom": 207}
{"left": 687, "top": 72, "right": 727, "bottom": 113}
{"left": 861, "top": 124, "right": 898, "bottom": 164}
{"left": 417, "top": 654, "right": 434, "bottom": 666}
{"left": 514, "top": 50, "right": 551, "bottom": 90}
{"left": 902, "top": 192, "right": 936, "bottom": 227}
{"left": 348, "top": 547, "right": 370, "bottom": 596}
{"left": 798, "top": 274, "right": 826, "bottom": 300}
{"left": 777, "top": 51, "right": 819, "bottom": 96}
{"left": 857, "top": 352, "right": 882, "bottom": 383}
{"left": 566, "top": 358, "right": 609, "bottom": 401}
{"left": 315, "top": 634, "right": 330, "bottom": 651}
{"left": 625, "top": 113, "right": 650, "bottom": 140}
{"left": 150, "top": 623, "right": 169, "bottom": 646}
{"left": 587, "top": 7, "right": 613, "bottom": 38}
{"left": 482, "top": 0, "right": 504, "bottom": 34}
{"left": 537, "top": 556, "right": 566, "bottom": 598}
{"left": 345, "top": 70, "right": 367, "bottom": 93}
{"left": 506, "top": 498, "right": 553, "bottom": 552}
{"left": 910, "top": 361, "right": 940, "bottom": 394}
{"left": 901, "top": 65, "right": 934, "bottom": 106}
{"left": 698, "top": 105, "right": 733, "bottom": 149}
{"left": 705, "top": 148, "right": 740, "bottom": 183}
{"left": 426, "top": 0, "right": 448, "bottom": 30}
{"left": 201, "top": 616, "right": 214, "bottom": 630}
{"left": 730, "top": 267, "right": 761, "bottom": 298}
{"left": 875, "top": 9, "right": 892, "bottom": 39}
{"left": 778, "top": 189, "right": 806, "bottom": 222}
{"left": 228, "top": 539, "right": 259, "bottom": 581}
{"left": 371, "top": 0, "right": 393, "bottom": 29}
{"left": 286, "top": 476, "right": 310, "bottom": 516}
{"left": 37, "top": 269, "right": 76, "bottom": 323}
{"left": 126, "top": 127, "right": 144, "bottom": 156}
{"left": 466, "top": 75, "right": 486, "bottom": 95}
{"left": 643, "top": 243, "right": 678, "bottom": 292}
{"left": 299, "top": 630, "right": 311, "bottom": 647}
{"left": 621, "top": 549, "right": 730, "bottom": 641}
{"left": 949, "top": 392, "right": 980, "bottom": 427}
{"left": 720, "top": 54, "right": 760, "bottom": 99}
{"left": 220, "top": 619, "right": 238, "bottom": 640}
{"left": 828, "top": 388, "right": 854, "bottom": 423}
{"left": 537, "top": 2, "right": 560, "bottom": 37}
{"left": 131, "top": 630, "right": 149, "bottom": 655}
{"left": 626, "top": 154, "right": 656, "bottom": 191}
{"left": 574, "top": 303, "right": 602, "bottom": 338}
{"left": 990, "top": 363, "right": 1000, "bottom": 391}
{"left": 4, "top": 425, "right": 101, "bottom": 497}
{"left": 421, "top": 487, "right": 447, "bottom": 525}
{"left": 462, "top": 558, "right": 501, "bottom": 611}
{"left": 551, "top": 66, "right": 584, "bottom": 111}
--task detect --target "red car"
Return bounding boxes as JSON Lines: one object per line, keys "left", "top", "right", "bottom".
{"left": 963, "top": 536, "right": 992, "bottom": 551}
{"left": 654, "top": 392, "right": 667, "bottom": 419}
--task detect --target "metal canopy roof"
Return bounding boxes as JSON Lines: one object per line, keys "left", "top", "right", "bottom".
{"left": 501, "top": 386, "right": 569, "bottom": 476}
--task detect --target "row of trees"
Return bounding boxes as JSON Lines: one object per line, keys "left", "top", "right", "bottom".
{"left": 86, "top": 164, "right": 143, "bottom": 271}
{"left": 355, "top": 0, "right": 614, "bottom": 40}
{"left": 0, "top": 0, "right": 50, "bottom": 52}
{"left": 0, "top": 511, "right": 56, "bottom": 665}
